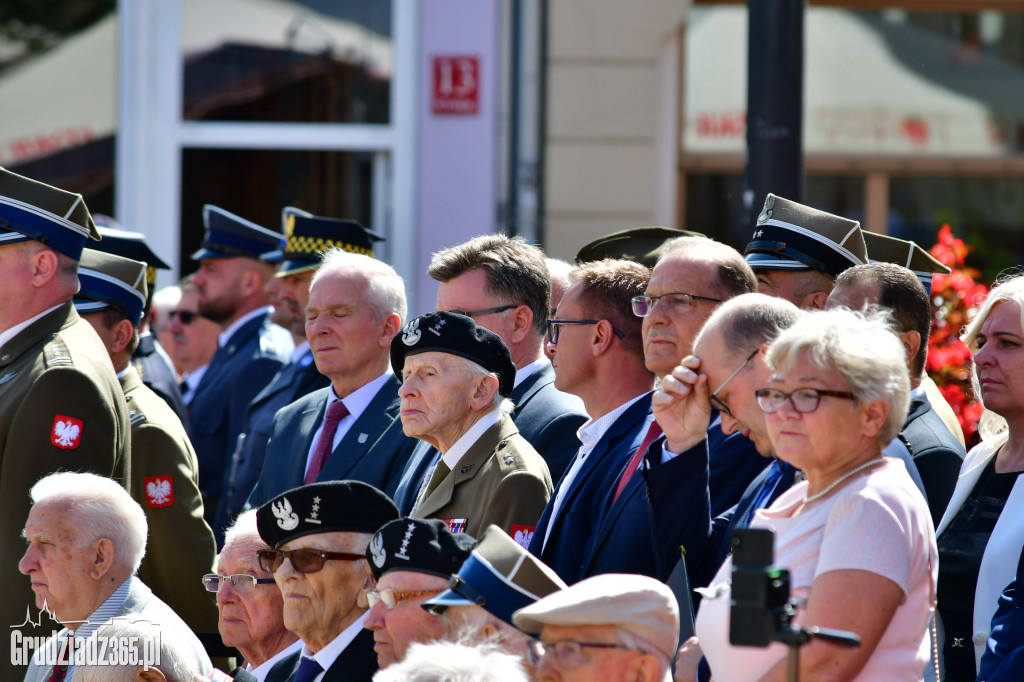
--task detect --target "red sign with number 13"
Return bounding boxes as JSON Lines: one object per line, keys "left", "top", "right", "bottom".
{"left": 432, "top": 56, "right": 480, "bottom": 115}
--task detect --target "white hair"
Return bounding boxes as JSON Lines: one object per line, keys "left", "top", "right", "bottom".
{"left": 765, "top": 307, "right": 910, "bottom": 446}
{"left": 443, "top": 606, "right": 529, "bottom": 652}
{"left": 618, "top": 629, "right": 672, "bottom": 682}
{"left": 30, "top": 473, "right": 147, "bottom": 574}
{"left": 373, "top": 639, "right": 529, "bottom": 682}
{"left": 73, "top": 619, "right": 202, "bottom": 682}
{"left": 961, "top": 273, "right": 1024, "bottom": 441}
{"left": 312, "top": 247, "right": 408, "bottom": 324}
{"left": 457, "top": 356, "right": 515, "bottom": 412}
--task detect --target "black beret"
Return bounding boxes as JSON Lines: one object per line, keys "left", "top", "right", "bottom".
{"left": 367, "top": 518, "right": 476, "bottom": 580}
{"left": 256, "top": 480, "right": 398, "bottom": 549}
{"left": 390, "top": 311, "right": 516, "bottom": 397}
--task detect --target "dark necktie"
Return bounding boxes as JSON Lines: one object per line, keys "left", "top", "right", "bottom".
{"left": 423, "top": 460, "right": 451, "bottom": 499}
{"left": 294, "top": 656, "right": 324, "bottom": 682}
{"left": 304, "top": 400, "right": 349, "bottom": 484}
{"left": 613, "top": 420, "right": 663, "bottom": 502}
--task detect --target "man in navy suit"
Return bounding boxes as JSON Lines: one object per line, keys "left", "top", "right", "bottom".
{"left": 527, "top": 259, "right": 655, "bottom": 583}
{"left": 427, "top": 234, "right": 588, "bottom": 482}
{"left": 828, "top": 261, "right": 965, "bottom": 526}
{"left": 247, "top": 248, "right": 415, "bottom": 508}
{"left": 216, "top": 210, "right": 384, "bottom": 533}
{"left": 188, "top": 205, "right": 293, "bottom": 535}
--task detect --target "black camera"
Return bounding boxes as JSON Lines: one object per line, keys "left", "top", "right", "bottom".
{"left": 729, "top": 527, "right": 797, "bottom": 647}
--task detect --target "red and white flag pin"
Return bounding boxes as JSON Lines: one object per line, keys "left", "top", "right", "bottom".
{"left": 51, "top": 415, "right": 83, "bottom": 450}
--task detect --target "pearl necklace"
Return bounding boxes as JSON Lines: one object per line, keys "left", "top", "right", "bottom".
{"left": 803, "top": 456, "right": 885, "bottom": 504}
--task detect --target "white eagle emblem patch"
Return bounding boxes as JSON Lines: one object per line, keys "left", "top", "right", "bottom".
{"left": 369, "top": 533, "right": 386, "bottom": 568}
{"left": 51, "top": 415, "right": 83, "bottom": 450}
{"left": 144, "top": 476, "right": 175, "bottom": 507}
{"left": 272, "top": 497, "right": 300, "bottom": 531}
{"left": 401, "top": 318, "right": 421, "bottom": 346}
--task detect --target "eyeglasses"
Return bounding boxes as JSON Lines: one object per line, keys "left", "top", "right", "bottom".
{"left": 256, "top": 547, "right": 366, "bottom": 574}
{"left": 631, "top": 293, "right": 722, "bottom": 317}
{"left": 546, "top": 319, "right": 625, "bottom": 345}
{"left": 169, "top": 309, "right": 200, "bottom": 325}
{"left": 754, "top": 387, "right": 856, "bottom": 414}
{"left": 448, "top": 304, "right": 518, "bottom": 318}
{"left": 526, "top": 639, "right": 635, "bottom": 668}
{"left": 709, "top": 348, "right": 759, "bottom": 418}
{"left": 202, "top": 573, "right": 276, "bottom": 593}
{"left": 364, "top": 587, "right": 445, "bottom": 610}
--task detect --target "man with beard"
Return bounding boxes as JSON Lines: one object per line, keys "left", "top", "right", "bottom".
{"left": 189, "top": 205, "right": 293, "bottom": 538}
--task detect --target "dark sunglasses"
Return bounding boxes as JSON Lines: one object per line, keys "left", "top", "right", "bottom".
{"left": 256, "top": 547, "right": 365, "bottom": 574}
{"left": 169, "top": 309, "right": 201, "bottom": 325}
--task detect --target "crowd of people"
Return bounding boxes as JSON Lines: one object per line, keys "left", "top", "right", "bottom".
{"left": 1, "top": 166, "right": 1023, "bottom": 682}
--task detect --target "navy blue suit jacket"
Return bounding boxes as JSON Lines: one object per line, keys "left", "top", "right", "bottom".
{"left": 577, "top": 410, "right": 662, "bottom": 581}
{"left": 266, "top": 628, "right": 377, "bottom": 682}
{"left": 214, "top": 351, "right": 330, "bottom": 538}
{"left": 706, "top": 415, "right": 770, "bottom": 517}
{"left": 391, "top": 439, "right": 438, "bottom": 515}
{"left": 190, "top": 312, "right": 290, "bottom": 524}
{"left": 246, "top": 376, "right": 416, "bottom": 508}
{"left": 132, "top": 332, "right": 189, "bottom": 427}
{"left": 901, "top": 394, "right": 965, "bottom": 526}
{"left": 979, "top": 546, "right": 1024, "bottom": 682}
{"left": 509, "top": 363, "right": 588, "bottom": 481}
{"left": 529, "top": 393, "right": 652, "bottom": 583}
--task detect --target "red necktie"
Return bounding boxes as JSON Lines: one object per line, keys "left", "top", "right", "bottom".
{"left": 304, "top": 400, "right": 349, "bottom": 484}
{"left": 46, "top": 664, "right": 67, "bottom": 682}
{"left": 613, "top": 421, "right": 663, "bottom": 502}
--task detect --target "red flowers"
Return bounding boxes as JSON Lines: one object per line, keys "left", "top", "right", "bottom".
{"left": 927, "top": 225, "right": 989, "bottom": 447}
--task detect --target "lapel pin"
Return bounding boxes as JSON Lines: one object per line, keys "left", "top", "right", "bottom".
{"left": 358, "top": 433, "right": 369, "bottom": 444}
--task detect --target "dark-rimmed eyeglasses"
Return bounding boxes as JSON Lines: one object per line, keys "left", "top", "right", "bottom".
{"left": 631, "top": 293, "right": 722, "bottom": 317}
{"left": 526, "top": 638, "right": 635, "bottom": 668}
{"left": 449, "top": 304, "right": 518, "bottom": 318}
{"left": 709, "top": 348, "right": 759, "bottom": 418}
{"left": 202, "top": 573, "right": 276, "bottom": 593}
{"left": 169, "top": 309, "right": 200, "bottom": 325}
{"left": 256, "top": 547, "right": 365, "bottom": 574}
{"left": 364, "top": 587, "right": 445, "bottom": 610}
{"left": 546, "top": 319, "right": 625, "bottom": 345}
{"left": 754, "top": 388, "right": 855, "bottom": 414}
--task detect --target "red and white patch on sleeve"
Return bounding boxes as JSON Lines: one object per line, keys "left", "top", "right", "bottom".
{"left": 51, "top": 415, "right": 83, "bottom": 450}
{"left": 510, "top": 525, "right": 536, "bottom": 549}
{"left": 144, "top": 475, "right": 175, "bottom": 508}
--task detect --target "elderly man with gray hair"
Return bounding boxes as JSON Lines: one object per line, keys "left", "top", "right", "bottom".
{"left": 206, "top": 510, "right": 301, "bottom": 680}
{"left": 392, "top": 311, "right": 552, "bottom": 541}
{"left": 18, "top": 472, "right": 211, "bottom": 682}
{"left": 513, "top": 573, "right": 678, "bottom": 682}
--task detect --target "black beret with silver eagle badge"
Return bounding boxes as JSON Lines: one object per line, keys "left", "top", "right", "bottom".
{"left": 366, "top": 517, "right": 476, "bottom": 581}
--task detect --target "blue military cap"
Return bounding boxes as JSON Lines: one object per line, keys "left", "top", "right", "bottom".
{"left": 191, "top": 205, "right": 282, "bottom": 261}
{"left": 863, "top": 231, "right": 950, "bottom": 294}
{"left": 272, "top": 211, "right": 386, "bottom": 277}
{"left": 0, "top": 167, "right": 100, "bottom": 260}
{"left": 73, "top": 249, "right": 148, "bottom": 325}
{"left": 744, "top": 193, "right": 866, "bottom": 279}
{"left": 422, "top": 525, "right": 566, "bottom": 625}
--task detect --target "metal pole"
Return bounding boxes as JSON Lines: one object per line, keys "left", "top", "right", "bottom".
{"left": 741, "top": 0, "right": 806, "bottom": 247}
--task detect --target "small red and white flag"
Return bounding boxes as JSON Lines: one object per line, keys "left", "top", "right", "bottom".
{"left": 144, "top": 475, "right": 175, "bottom": 508}
{"left": 51, "top": 415, "right": 83, "bottom": 450}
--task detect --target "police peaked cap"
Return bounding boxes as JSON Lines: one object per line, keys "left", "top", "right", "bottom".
{"left": 256, "top": 480, "right": 399, "bottom": 549}
{"left": 576, "top": 226, "right": 704, "bottom": 268}
{"left": 744, "top": 193, "right": 867, "bottom": 279}
{"left": 271, "top": 210, "right": 386, "bottom": 277}
{"left": 192, "top": 205, "right": 282, "bottom": 261}
{"left": 390, "top": 311, "right": 517, "bottom": 397}
{"left": 367, "top": 517, "right": 476, "bottom": 581}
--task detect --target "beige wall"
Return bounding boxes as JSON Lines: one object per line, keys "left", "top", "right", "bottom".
{"left": 543, "top": 0, "right": 689, "bottom": 261}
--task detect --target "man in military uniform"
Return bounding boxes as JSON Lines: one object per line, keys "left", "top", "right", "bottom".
{"left": 73, "top": 248, "right": 220, "bottom": 637}
{"left": 93, "top": 217, "right": 188, "bottom": 424}
{"left": 392, "top": 311, "right": 553, "bottom": 541}
{"left": 189, "top": 205, "right": 293, "bottom": 538}
{"left": 0, "top": 168, "right": 130, "bottom": 679}
{"left": 216, "top": 209, "right": 384, "bottom": 534}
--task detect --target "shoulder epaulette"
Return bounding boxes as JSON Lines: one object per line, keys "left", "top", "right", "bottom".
{"left": 44, "top": 336, "right": 73, "bottom": 368}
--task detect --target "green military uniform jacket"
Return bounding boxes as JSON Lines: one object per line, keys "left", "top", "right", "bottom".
{"left": 0, "top": 303, "right": 130, "bottom": 679}
{"left": 412, "top": 413, "right": 553, "bottom": 542}
{"left": 121, "top": 365, "right": 219, "bottom": 635}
